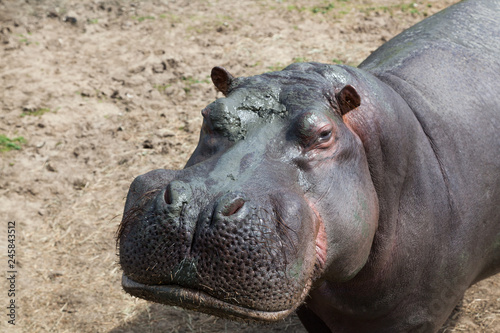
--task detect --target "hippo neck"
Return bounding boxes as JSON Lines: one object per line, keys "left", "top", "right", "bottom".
{"left": 328, "top": 67, "right": 453, "bottom": 310}
{"left": 343, "top": 68, "right": 417, "bottom": 275}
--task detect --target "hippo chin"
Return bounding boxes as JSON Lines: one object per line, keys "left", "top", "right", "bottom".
{"left": 117, "top": 0, "right": 500, "bottom": 331}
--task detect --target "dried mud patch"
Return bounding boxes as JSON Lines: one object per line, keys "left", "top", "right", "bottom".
{"left": 0, "top": 0, "right": 498, "bottom": 332}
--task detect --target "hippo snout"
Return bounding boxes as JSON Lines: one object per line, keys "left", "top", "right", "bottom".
{"left": 118, "top": 174, "right": 320, "bottom": 313}
{"left": 162, "top": 181, "right": 245, "bottom": 219}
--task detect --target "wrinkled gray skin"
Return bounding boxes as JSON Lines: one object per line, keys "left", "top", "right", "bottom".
{"left": 117, "top": 0, "right": 500, "bottom": 331}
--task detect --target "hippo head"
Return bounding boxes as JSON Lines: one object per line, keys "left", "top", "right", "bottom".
{"left": 117, "top": 62, "right": 379, "bottom": 321}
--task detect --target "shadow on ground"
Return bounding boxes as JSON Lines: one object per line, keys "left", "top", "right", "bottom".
{"left": 109, "top": 303, "right": 307, "bottom": 333}
{"left": 109, "top": 299, "right": 465, "bottom": 333}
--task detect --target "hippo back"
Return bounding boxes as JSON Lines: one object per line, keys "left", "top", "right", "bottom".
{"left": 360, "top": 0, "right": 500, "bottom": 277}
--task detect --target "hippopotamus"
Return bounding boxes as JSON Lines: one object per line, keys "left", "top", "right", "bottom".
{"left": 117, "top": 0, "right": 500, "bottom": 331}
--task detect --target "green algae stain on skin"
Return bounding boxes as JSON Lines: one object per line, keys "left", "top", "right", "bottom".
{"left": 172, "top": 258, "right": 199, "bottom": 285}
{"left": 458, "top": 252, "right": 470, "bottom": 270}
{"left": 353, "top": 193, "right": 371, "bottom": 240}
{"left": 288, "top": 259, "right": 304, "bottom": 279}
{"left": 491, "top": 232, "right": 500, "bottom": 252}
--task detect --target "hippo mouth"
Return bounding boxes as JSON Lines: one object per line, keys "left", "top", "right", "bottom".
{"left": 118, "top": 169, "right": 329, "bottom": 320}
{"left": 122, "top": 274, "right": 299, "bottom": 321}
{"left": 119, "top": 197, "right": 328, "bottom": 321}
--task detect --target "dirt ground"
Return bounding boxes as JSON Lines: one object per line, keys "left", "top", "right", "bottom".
{"left": 0, "top": 0, "right": 499, "bottom": 332}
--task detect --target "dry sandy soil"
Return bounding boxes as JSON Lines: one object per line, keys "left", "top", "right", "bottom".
{"left": 0, "top": 0, "right": 499, "bottom": 332}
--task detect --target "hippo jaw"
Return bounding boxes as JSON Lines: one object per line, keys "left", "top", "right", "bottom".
{"left": 121, "top": 274, "right": 307, "bottom": 322}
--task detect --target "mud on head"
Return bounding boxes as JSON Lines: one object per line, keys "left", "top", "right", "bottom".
{"left": 117, "top": 62, "right": 379, "bottom": 321}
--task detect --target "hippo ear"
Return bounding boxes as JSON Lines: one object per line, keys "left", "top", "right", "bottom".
{"left": 211, "top": 66, "right": 235, "bottom": 96}
{"left": 336, "top": 85, "right": 361, "bottom": 116}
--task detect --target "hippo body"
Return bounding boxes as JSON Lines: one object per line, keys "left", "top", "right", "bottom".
{"left": 118, "top": 0, "right": 500, "bottom": 332}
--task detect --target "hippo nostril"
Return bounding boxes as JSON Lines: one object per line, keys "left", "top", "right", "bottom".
{"left": 162, "top": 181, "right": 192, "bottom": 213}
{"left": 164, "top": 183, "right": 173, "bottom": 205}
{"left": 221, "top": 197, "right": 246, "bottom": 217}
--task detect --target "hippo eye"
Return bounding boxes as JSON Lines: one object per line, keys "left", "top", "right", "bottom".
{"left": 295, "top": 112, "right": 335, "bottom": 150}
{"left": 318, "top": 129, "right": 332, "bottom": 142}
{"left": 311, "top": 124, "right": 334, "bottom": 149}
